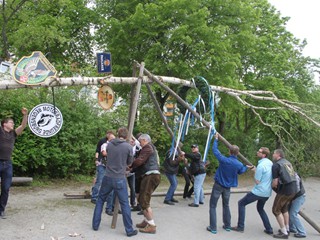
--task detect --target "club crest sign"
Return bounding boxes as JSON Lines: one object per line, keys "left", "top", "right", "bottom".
{"left": 14, "top": 51, "right": 57, "bottom": 85}
{"left": 28, "top": 103, "right": 63, "bottom": 138}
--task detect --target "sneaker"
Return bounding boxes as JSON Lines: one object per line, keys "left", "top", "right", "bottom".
{"left": 264, "top": 230, "right": 274, "bottom": 235}
{"left": 0, "top": 211, "right": 6, "bottom": 219}
{"left": 206, "top": 226, "right": 217, "bottom": 234}
{"left": 105, "top": 210, "right": 113, "bottom": 216}
{"left": 139, "top": 224, "right": 156, "bottom": 234}
{"left": 136, "top": 220, "right": 148, "bottom": 228}
{"left": 163, "top": 200, "right": 175, "bottom": 205}
{"left": 294, "top": 233, "right": 306, "bottom": 238}
{"left": 223, "top": 225, "right": 231, "bottom": 231}
{"left": 137, "top": 210, "right": 144, "bottom": 215}
{"left": 171, "top": 198, "right": 179, "bottom": 203}
{"left": 131, "top": 205, "right": 141, "bottom": 212}
{"left": 273, "top": 232, "right": 289, "bottom": 239}
{"left": 231, "top": 226, "right": 244, "bottom": 233}
{"left": 188, "top": 203, "right": 199, "bottom": 207}
{"left": 127, "top": 229, "right": 138, "bottom": 237}
{"left": 278, "top": 229, "right": 290, "bottom": 236}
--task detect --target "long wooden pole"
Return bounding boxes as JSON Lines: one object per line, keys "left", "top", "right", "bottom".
{"left": 145, "top": 83, "right": 174, "bottom": 139}
{"left": 111, "top": 62, "right": 144, "bottom": 229}
{"left": 135, "top": 61, "right": 252, "bottom": 166}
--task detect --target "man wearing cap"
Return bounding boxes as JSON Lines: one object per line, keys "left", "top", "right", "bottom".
{"left": 207, "top": 133, "right": 247, "bottom": 234}
{"left": 181, "top": 144, "right": 206, "bottom": 207}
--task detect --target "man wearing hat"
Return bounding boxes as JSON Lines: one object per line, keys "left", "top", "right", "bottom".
{"left": 181, "top": 144, "right": 206, "bottom": 207}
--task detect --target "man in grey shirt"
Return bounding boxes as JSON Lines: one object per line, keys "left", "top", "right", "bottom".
{"left": 92, "top": 127, "right": 137, "bottom": 237}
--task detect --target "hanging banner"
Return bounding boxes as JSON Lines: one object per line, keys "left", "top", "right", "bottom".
{"left": 13, "top": 51, "right": 57, "bottom": 85}
{"left": 97, "top": 52, "right": 112, "bottom": 73}
{"left": 28, "top": 103, "right": 63, "bottom": 138}
{"left": 98, "top": 85, "right": 114, "bottom": 110}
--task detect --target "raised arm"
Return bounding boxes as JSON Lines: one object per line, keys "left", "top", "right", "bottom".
{"left": 15, "top": 108, "right": 28, "bottom": 136}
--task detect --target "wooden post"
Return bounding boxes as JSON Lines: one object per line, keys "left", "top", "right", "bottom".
{"left": 111, "top": 62, "right": 144, "bottom": 229}
{"left": 145, "top": 83, "right": 174, "bottom": 139}
{"left": 136, "top": 61, "right": 252, "bottom": 166}
{"left": 299, "top": 210, "right": 320, "bottom": 233}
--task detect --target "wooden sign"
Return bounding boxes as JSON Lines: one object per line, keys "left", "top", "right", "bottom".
{"left": 98, "top": 85, "right": 114, "bottom": 110}
{"left": 13, "top": 51, "right": 57, "bottom": 85}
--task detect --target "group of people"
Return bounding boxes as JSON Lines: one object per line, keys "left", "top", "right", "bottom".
{"left": 0, "top": 109, "right": 307, "bottom": 238}
{"left": 91, "top": 128, "right": 161, "bottom": 237}
{"left": 210, "top": 133, "right": 306, "bottom": 239}
{"left": 162, "top": 133, "right": 307, "bottom": 239}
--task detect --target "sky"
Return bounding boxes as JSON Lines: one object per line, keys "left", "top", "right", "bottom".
{"left": 268, "top": 0, "right": 320, "bottom": 59}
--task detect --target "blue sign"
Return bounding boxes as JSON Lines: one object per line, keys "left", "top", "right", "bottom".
{"left": 97, "top": 52, "right": 112, "bottom": 73}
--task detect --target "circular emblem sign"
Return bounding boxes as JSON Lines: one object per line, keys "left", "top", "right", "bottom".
{"left": 98, "top": 85, "right": 114, "bottom": 110}
{"left": 28, "top": 103, "right": 63, "bottom": 138}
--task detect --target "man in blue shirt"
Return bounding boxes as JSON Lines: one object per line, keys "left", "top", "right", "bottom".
{"left": 231, "top": 147, "right": 273, "bottom": 235}
{"left": 207, "top": 133, "right": 247, "bottom": 234}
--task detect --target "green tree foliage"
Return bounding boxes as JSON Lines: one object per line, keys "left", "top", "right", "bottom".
{"left": 0, "top": 86, "right": 125, "bottom": 178}
{"left": 93, "top": 0, "right": 320, "bottom": 175}
{"left": 1, "top": 0, "right": 320, "bottom": 177}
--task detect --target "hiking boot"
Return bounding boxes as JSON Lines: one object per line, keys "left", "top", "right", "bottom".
{"left": 273, "top": 232, "right": 289, "bottom": 239}
{"left": 139, "top": 223, "right": 156, "bottom": 234}
{"left": 231, "top": 226, "right": 244, "bottom": 233}
{"left": 136, "top": 220, "right": 148, "bottom": 228}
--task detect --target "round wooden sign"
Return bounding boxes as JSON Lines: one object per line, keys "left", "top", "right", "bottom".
{"left": 98, "top": 85, "right": 114, "bottom": 110}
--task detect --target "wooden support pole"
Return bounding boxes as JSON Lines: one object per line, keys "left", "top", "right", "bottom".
{"left": 135, "top": 61, "right": 252, "bottom": 166}
{"left": 111, "top": 62, "right": 144, "bottom": 229}
{"left": 145, "top": 83, "right": 174, "bottom": 139}
{"left": 299, "top": 210, "right": 320, "bottom": 233}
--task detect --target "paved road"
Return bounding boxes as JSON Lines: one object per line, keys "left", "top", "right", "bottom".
{"left": 1, "top": 177, "right": 319, "bottom": 239}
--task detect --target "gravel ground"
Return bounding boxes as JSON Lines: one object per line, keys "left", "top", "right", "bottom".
{"left": 1, "top": 176, "right": 319, "bottom": 240}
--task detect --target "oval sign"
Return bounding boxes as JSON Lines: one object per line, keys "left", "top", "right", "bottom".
{"left": 98, "top": 85, "right": 114, "bottom": 110}
{"left": 28, "top": 103, "right": 63, "bottom": 138}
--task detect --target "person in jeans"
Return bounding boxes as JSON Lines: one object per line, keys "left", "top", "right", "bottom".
{"left": 181, "top": 144, "right": 206, "bottom": 207}
{"left": 289, "top": 173, "right": 307, "bottom": 238}
{"left": 271, "top": 149, "right": 298, "bottom": 239}
{"left": 92, "top": 127, "right": 137, "bottom": 237}
{"left": 0, "top": 108, "right": 28, "bottom": 219}
{"left": 207, "top": 133, "right": 247, "bottom": 234}
{"left": 91, "top": 130, "right": 115, "bottom": 215}
{"left": 231, "top": 147, "right": 273, "bottom": 235}
{"left": 163, "top": 149, "right": 182, "bottom": 205}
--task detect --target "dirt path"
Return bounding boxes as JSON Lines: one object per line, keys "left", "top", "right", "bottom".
{"left": 1, "top": 176, "right": 319, "bottom": 240}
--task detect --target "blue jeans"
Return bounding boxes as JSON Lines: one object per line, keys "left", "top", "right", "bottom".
{"left": 237, "top": 192, "right": 272, "bottom": 232}
{"left": 193, "top": 173, "right": 206, "bottom": 204}
{"left": 209, "top": 182, "right": 231, "bottom": 230}
{"left": 92, "top": 176, "right": 134, "bottom": 234}
{"left": 127, "top": 173, "right": 136, "bottom": 206}
{"left": 164, "top": 172, "right": 178, "bottom": 201}
{"left": 289, "top": 195, "right": 306, "bottom": 236}
{"left": 91, "top": 165, "right": 113, "bottom": 211}
{"left": 0, "top": 160, "right": 13, "bottom": 212}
